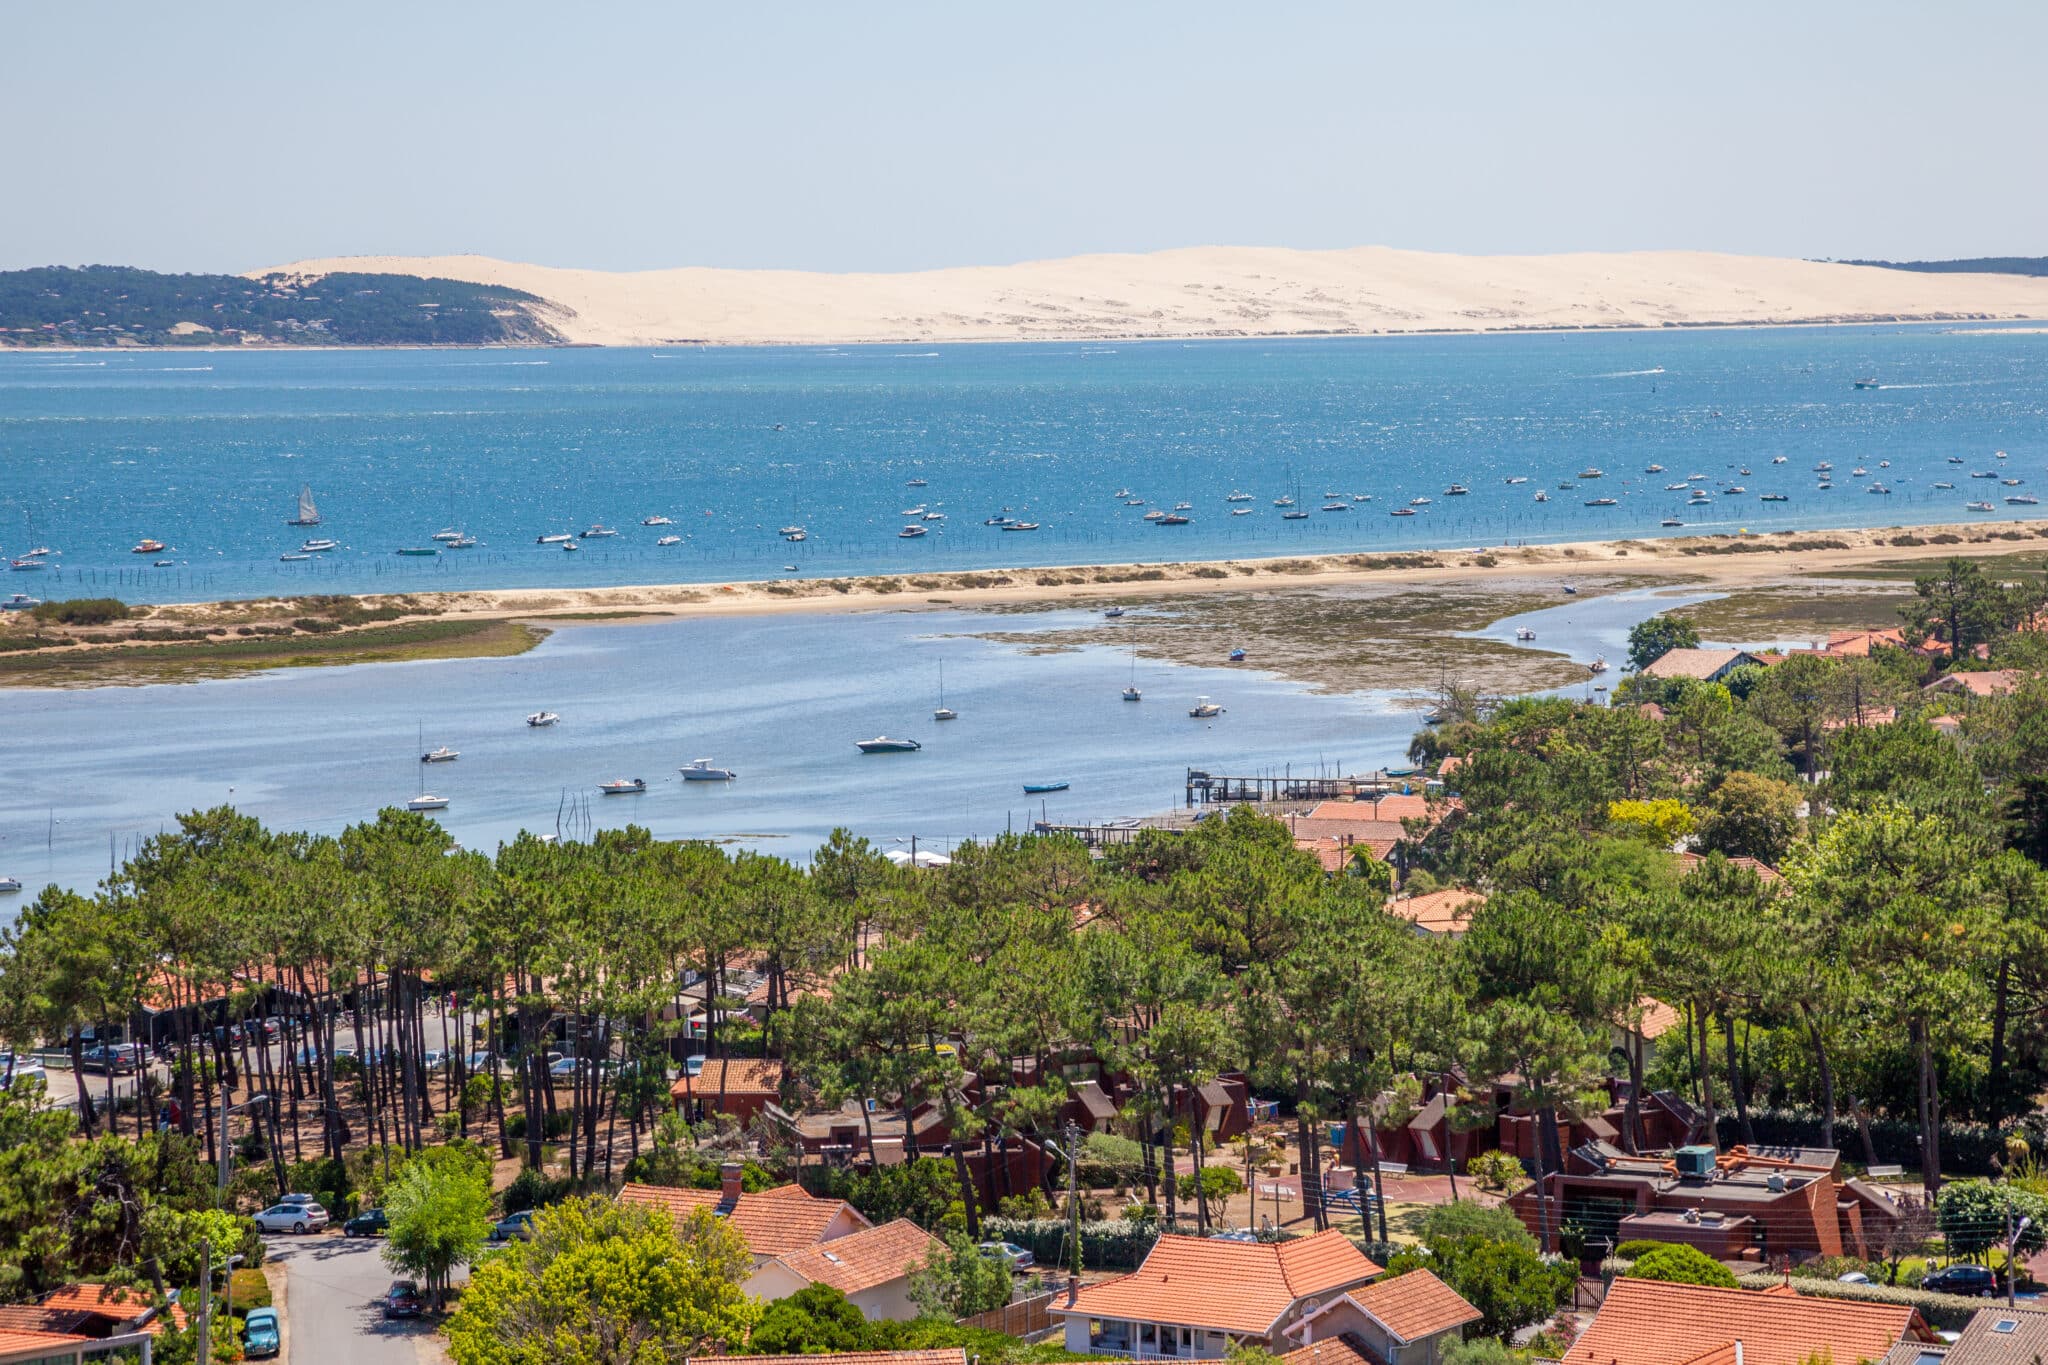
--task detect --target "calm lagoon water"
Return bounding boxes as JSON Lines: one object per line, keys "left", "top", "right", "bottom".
{"left": 2, "top": 325, "right": 2044, "bottom": 604}
{"left": 0, "top": 588, "right": 1693, "bottom": 896}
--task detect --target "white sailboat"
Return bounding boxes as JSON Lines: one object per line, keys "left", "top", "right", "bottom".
{"left": 288, "top": 485, "right": 321, "bottom": 527}
{"left": 1122, "top": 630, "right": 1142, "bottom": 702}
{"left": 933, "top": 663, "right": 957, "bottom": 721}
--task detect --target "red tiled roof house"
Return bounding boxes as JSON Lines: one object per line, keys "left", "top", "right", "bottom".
{"left": 746, "top": 1218, "right": 944, "bottom": 1322}
{"left": 1283, "top": 1269, "right": 1480, "bottom": 1365}
{"left": 1560, "top": 1277, "right": 1932, "bottom": 1365}
{"left": 1051, "top": 1230, "right": 1383, "bottom": 1357}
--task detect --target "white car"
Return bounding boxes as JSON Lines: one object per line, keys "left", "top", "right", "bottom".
{"left": 254, "top": 1202, "right": 329, "bottom": 1234}
{"left": 0, "top": 1055, "right": 47, "bottom": 1089}
{"left": 978, "top": 1240, "right": 1035, "bottom": 1268}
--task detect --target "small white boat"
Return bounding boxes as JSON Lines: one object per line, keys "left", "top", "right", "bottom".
{"left": 537, "top": 533, "right": 574, "bottom": 544}
{"left": 933, "top": 664, "right": 957, "bottom": 721}
{"left": 1122, "top": 685, "right": 1142, "bottom": 702}
{"left": 1390, "top": 507, "right": 1416, "bottom": 517}
{"left": 1, "top": 593, "right": 39, "bottom": 612}
{"left": 526, "top": 711, "right": 560, "bottom": 727}
{"left": 1104, "top": 606, "right": 1125, "bottom": 618}
{"left": 432, "top": 528, "right": 464, "bottom": 543}
{"left": 599, "top": 778, "right": 647, "bottom": 795}
{"left": 407, "top": 795, "right": 450, "bottom": 812}
{"left": 581, "top": 525, "right": 618, "bottom": 539}
{"left": 1772, "top": 456, "right": 1787, "bottom": 464}
{"left": 1226, "top": 490, "right": 1253, "bottom": 501}
{"left": 1173, "top": 501, "right": 1192, "bottom": 511}
{"left": 280, "top": 552, "right": 311, "bottom": 562}
{"left": 1589, "top": 656, "right": 1609, "bottom": 673}
{"left": 901, "top": 505, "right": 927, "bottom": 518}
{"left": 898, "top": 525, "right": 928, "bottom": 538}
{"left": 1114, "top": 488, "right": 1133, "bottom": 499}
{"left": 907, "top": 477, "right": 928, "bottom": 487}
{"left": 922, "top": 511, "right": 946, "bottom": 521}
{"left": 1579, "top": 468, "right": 1604, "bottom": 479}
{"left": 1444, "top": 484, "right": 1470, "bottom": 496}
{"left": 1001, "top": 521, "right": 1040, "bottom": 531}
{"left": 1273, "top": 495, "right": 1295, "bottom": 507}
{"left": 1514, "top": 627, "right": 1536, "bottom": 641}
{"left": 656, "top": 535, "right": 683, "bottom": 546}
{"left": 132, "top": 539, "right": 167, "bottom": 555}
{"left": 779, "top": 525, "right": 806, "bottom": 537}
{"left": 1643, "top": 465, "right": 1664, "bottom": 474}
{"left": 1143, "top": 509, "right": 1166, "bottom": 521}
{"left": 642, "top": 515, "right": 675, "bottom": 526}
{"left": 302, "top": 538, "right": 338, "bottom": 552}
{"left": 855, "top": 736, "right": 922, "bottom": 753}
{"left": 1869, "top": 484, "right": 1892, "bottom": 495}
{"left": 784, "top": 530, "right": 807, "bottom": 542}
{"left": 680, "top": 759, "right": 736, "bottom": 781}
{"left": 1505, "top": 476, "right": 1528, "bottom": 485}
{"left": 1188, "top": 696, "right": 1225, "bottom": 719}
{"left": 0, "top": 876, "right": 20, "bottom": 894}
{"left": 1933, "top": 482, "right": 1955, "bottom": 490}
{"left": 1662, "top": 518, "right": 1685, "bottom": 527}
{"left": 1585, "top": 497, "right": 1618, "bottom": 507}
{"left": 421, "top": 746, "right": 459, "bottom": 764}
{"left": 1967, "top": 501, "right": 1996, "bottom": 512}
{"left": 1410, "top": 496, "right": 1432, "bottom": 506}
{"left": 1231, "top": 507, "right": 1251, "bottom": 515}
{"left": 2007, "top": 494, "right": 2040, "bottom": 506}
{"left": 1533, "top": 491, "right": 1549, "bottom": 502}
{"left": 1562, "top": 584, "right": 1579, "bottom": 595}
{"left": 561, "top": 540, "right": 580, "bottom": 552}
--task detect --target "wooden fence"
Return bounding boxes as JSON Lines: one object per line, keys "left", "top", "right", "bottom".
{"left": 959, "top": 1289, "right": 1062, "bottom": 1338}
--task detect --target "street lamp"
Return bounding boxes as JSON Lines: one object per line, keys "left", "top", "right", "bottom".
{"left": 2009, "top": 1214, "right": 2032, "bottom": 1308}
{"left": 218, "top": 1093, "right": 270, "bottom": 1205}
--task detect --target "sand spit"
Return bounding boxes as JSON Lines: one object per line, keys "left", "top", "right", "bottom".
{"left": 259, "top": 247, "right": 2048, "bottom": 348}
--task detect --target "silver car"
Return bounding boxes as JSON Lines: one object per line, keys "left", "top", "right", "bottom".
{"left": 254, "top": 1201, "right": 329, "bottom": 1234}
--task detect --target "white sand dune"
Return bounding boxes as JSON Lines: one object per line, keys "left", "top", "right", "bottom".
{"left": 263, "top": 246, "right": 2048, "bottom": 347}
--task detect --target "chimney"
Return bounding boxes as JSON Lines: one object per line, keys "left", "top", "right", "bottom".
{"left": 720, "top": 1161, "right": 744, "bottom": 1203}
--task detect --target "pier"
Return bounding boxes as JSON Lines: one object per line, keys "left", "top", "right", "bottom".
{"left": 1183, "top": 767, "right": 1413, "bottom": 807}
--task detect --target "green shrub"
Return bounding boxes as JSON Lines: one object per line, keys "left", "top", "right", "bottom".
{"left": 1196, "top": 1166, "right": 1244, "bottom": 1203}
{"left": 1420, "top": 1200, "right": 1535, "bottom": 1251}
{"left": 29, "top": 597, "right": 131, "bottom": 626}
{"left": 228, "top": 1267, "right": 271, "bottom": 1309}
{"left": 1465, "top": 1150, "right": 1528, "bottom": 1192}
{"left": 1626, "top": 1244, "right": 1738, "bottom": 1288}
{"left": 1075, "top": 1131, "right": 1148, "bottom": 1190}
{"left": 1614, "top": 1239, "right": 1673, "bottom": 1260}
{"left": 979, "top": 1215, "right": 1161, "bottom": 1270}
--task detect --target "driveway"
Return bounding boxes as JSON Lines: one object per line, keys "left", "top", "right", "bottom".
{"left": 263, "top": 1234, "right": 456, "bottom": 1365}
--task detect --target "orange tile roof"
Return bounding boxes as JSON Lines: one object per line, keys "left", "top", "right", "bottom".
{"left": 0, "top": 1328, "right": 91, "bottom": 1353}
{"left": 1640, "top": 648, "right": 1759, "bottom": 681}
{"left": 669, "top": 1058, "right": 785, "bottom": 1102}
{"left": 1676, "top": 852, "right": 1783, "bottom": 884}
{"left": 1386, "top": 888, "right": 1484, "bottom": 935}
{"left": 1057, "top": 1231, "right": 1382, "bottom": 1336}
{"left": 36, "top": 1283, "right": 186, "bottom": 1334}
{"left": 695, "top": 1353, "right": 966, "bottom": 1365}
{"left": 1560, "top": 1278, "right": 1923, "bottom": 1365}
{"left": 1310, "top": 795, "right": 1437, "bottom": 823}
{"left": 771, "top": 1218, "right": 940, "bottom": 1294}
{"left": 1823, "top": 628, "right": 1908, "bottom": 658}
{"left": 615, "top": 1181, "right": 866, "bottom": 1257}
{"left": 1281, "top": 1336, "right": 1378, "bottom": 1365}
{"left": 1334, "top": 1269, "right": 1481, "bottom": 1342}
{"left": 1297, "top": 836, "right": 1401, "bottom": 874}
{"left": 1926, "top": 669, "right": 2026, "bottom": 697}
{"left": 1633, "top": 998, "right": 1685, "bottom": 1040}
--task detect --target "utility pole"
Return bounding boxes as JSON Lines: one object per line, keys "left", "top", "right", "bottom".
{"left": 196, "top": 1235, "right": 210, "bottom": 1365}
{"left": 1065, "top": 1118, "right": 1083, "bottom": 1285}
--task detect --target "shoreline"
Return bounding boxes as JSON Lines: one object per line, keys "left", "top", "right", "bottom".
{"left": 5, "top": 520, "right": 2039, "bottom": 689}
{"left": 5, "top": 314, "right": 2046, "bottom": 354}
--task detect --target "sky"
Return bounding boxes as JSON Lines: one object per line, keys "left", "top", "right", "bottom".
{"left": 3, "top": 1, "right": 2042, "bottom": 275}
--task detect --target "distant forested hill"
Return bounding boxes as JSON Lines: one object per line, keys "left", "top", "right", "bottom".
{"left": 0, "top": 266, "right": 565, "bottom": 346}
{"left": 1840, "top": 257, "right": 2048, "bottom": 277}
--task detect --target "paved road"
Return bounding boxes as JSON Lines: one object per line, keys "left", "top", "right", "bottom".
{"left": 264, "top": 1234, "right": 456, "bottom": 1365}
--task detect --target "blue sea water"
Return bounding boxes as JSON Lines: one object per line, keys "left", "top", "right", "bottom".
{"left": 2, "top": 325, "right": 2044, "bottom": 603}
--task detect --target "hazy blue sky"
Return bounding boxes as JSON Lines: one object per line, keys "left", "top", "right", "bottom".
{"left": 5, "top": 2, "right": 2040, "bottom": 274}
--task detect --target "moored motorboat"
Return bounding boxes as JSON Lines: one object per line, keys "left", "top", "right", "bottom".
{"left": 395, "top": 546, "right": 439, "bottom": 556}
{"left": 407, "top": 794, "right": 450, "bottom": 811}
{"left": 581, "top": 525, "right": 619, "bottom": 539}
{"left": 1515, "top": 627, "right": 1536, "bottom": 641}
{"left": 526, "top": 711, "right": 560, "bottom": 727}
{"left": 680, "top": 759, "right": 737, "bottom": 781}
{"left": 132, "top": 539, "right": 167, "bottom": 554}
{"left": 421, "top": 745, "right": 459, "bottom": 764}
{"left": 657, "top": 534, "right": 683, "bottom": 546}
{"left": 0, "top": 876, "right": 20, "bottom": 893}
{"left": 302, "top": 538, "right": 338, "bottom": 552}
{"left": 1022, "top": 781, "right": 1069, "bottom": 794}
{"left": 599, "top": 778, "right": 647, "bottom": 795}
{"left": 1000, "top": 521, "right": 1039, "bottom": 531}
{"left": 1228, "top": 647, "right": 1247, "bottom": 662}
{"left": 1, "top": 593, "right": 39, "bottom": 611}
{"left": 898, "top": 524, "right": 928, "bottom": 538}
{"left": 855, "top": 736, "right": 922, "bottom": 753}
{"left": 1189, "top": 696, "right": 1224, "bottom": 718}
{"left": 537, "top": 532, "right": 574, "bottom": 544}
{"left": 1104, "top": 606, "right": 1125, "bottom": 618}
{"left": 1589, "top": 656, "right": 1609, "bottom": 673}
{"left": 642, "top": 514, "right": 674, "bottom": 526}
{"left": 280, "top": 552, "right": 311, "bottom": 561}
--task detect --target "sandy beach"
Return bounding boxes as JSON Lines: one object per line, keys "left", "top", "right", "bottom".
{"left": 260, "top": 247, "right": 2048, "bottom": 347}
{"left": 348, "top": 519, "right": 2044, "bottom": 626}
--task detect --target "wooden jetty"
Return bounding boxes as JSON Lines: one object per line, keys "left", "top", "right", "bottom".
{"left": 1183, "top": 767, "right": 1410, "bottom": 807}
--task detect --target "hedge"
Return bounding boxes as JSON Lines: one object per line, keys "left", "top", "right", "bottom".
{"left": 1740, "top": 1108, "right": 2044, "bottom": 1178}
{"left": 228, "top": 1267, "right": 272, "bottom": 1310}
{"left": 1605, "top": 1261, "right": 1996, "bottom": 1332}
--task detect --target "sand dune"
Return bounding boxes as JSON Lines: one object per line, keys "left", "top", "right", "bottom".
{"left": 263, "top": 246, "right": 2048, "bottom": 347}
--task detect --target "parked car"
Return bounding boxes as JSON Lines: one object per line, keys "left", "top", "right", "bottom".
{"left": 383, "top": 1280, "right": 423, "bottom": 1319}
{"left": 253, "top": 1202, "right": 329, "bottom": 1234}
{"left": 0, "top": 1054, "right": 47, "bottom": 1090}
{"left": 465, "top": 1050, "right": 496, "bottom": 1075}
{"left": 547, "top": 1055, "right": 582, "bottom": 1080}
{"left": 1923, "top": 1264, "right": 2001, "bottom": 1297}
{"left": 242, "top": 1307, "right": 281, "bottom": 1358}
{"left": 344, "top": 1207, "right": 389, "bottom": 1237}
{"left": 421, "top": 1050, "right": 446, "bottom": 1073}
{"left": 80, "top": 1043, "right": 145, "bottom": 1074}
{"left": 978, "top": 1240, "right": 1035, "bottom": 1268}
{"left": 490, "top": 1210, "right": 537, "bottom": 1242}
